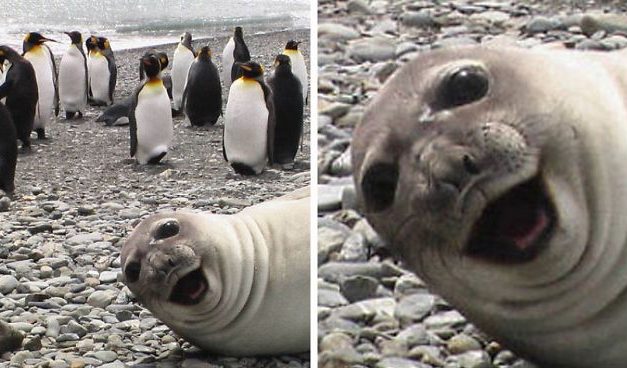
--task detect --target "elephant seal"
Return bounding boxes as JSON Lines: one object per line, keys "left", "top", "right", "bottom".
{"left": 120, "top": 187, "right": 310, "bottom": 356}
{"left": 352, "top": 46, "right": 627, "bottom": 368}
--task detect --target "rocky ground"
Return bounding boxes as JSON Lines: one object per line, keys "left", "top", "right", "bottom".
{"left": 317, "top": 1, "right": 627, "bottom": 368}
{"left": 0, "top": 28, "right": 310, "bottom": 367}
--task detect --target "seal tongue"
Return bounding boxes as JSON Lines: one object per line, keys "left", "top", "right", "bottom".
{"left": 466, "top": 176, "right": 553, "bottom": 262}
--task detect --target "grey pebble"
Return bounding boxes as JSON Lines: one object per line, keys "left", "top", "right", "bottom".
{"left": 348, "top": 37, "right": 397, "bottom": 62}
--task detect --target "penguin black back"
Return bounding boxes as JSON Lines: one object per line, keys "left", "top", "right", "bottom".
{"left": 231, "top": 27, "right": 251, "bottom": 82}
{"left": 268, "top": 54, "right": 304, "bottom": 165}
{"left": 182, "top": 46, "right": 222, "bottom": 126}
{"left": 0, "top": 102, "right": 17, "bottom": 194}
{"left": 0, "top": 45, "right": 37, "bottom": 150}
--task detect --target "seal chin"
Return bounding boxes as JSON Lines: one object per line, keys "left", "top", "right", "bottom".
{"left": 465, "top": 175, "right": 556, "bottom": 263}
{"left": 169, "top": 267, "right": 208, "bottom": 306}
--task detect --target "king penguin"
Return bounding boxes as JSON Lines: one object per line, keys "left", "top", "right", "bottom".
{"left": 23, "top": 32, "right": 58, "bottom": 140}
{"left": 0, "top": 45, "right": 37, "bottom": 151}
{"left": 87, "top": 35, "right": 116, "bottom": 105}
{"left": 182, "top": 46, "right": 222, "bottom": 126}
{"left": 267, "top": 54, "right": 303, "bottom": 167}
{"left": 97, "top": 50, "right": 170, "bottom": 127}
{"left": 171, "top": 32, "right": 195, "bottom": 113}
{"left": 59, "top": 31, "right": 88, "bottom": 119}
{"left": 223, "top": 61, "right": 275, "bottom": 175}
{"left": 221, "top": 27, "right": 250, "bottom": 91}
{"left": 129, "top": 53, "right": 173, "bottom": 165}
{"left": 0, "top": 102, "right": 17, "bottom": 194}
{"left": 282, "top": 40, "right": 308, "bottom": 104}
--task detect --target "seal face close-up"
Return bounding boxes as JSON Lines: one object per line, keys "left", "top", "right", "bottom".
{"left": 352, "top": 46, "right": 627, "bottom": 367}
{"left": 120, "top": 188, "right": 310, "bottom": 357}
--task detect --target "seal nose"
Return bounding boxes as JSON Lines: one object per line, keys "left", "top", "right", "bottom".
{"left": 155, "top": 220, "right": 179, "bottom": 240}
{"left": 124, "top": 261, "right": 141, "bottom": 283}
{"left": 361, "top": 162, "right": 399, "bottom": 213}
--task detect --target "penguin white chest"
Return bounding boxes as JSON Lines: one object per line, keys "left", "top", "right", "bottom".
{"left": 59, "top": 46, "right": 87, "bottom": 111}
{"left": 224, "top": 79, "right": 269, "bottom": 173}
{"left": 24, "top": 48, "right": 55, "bottom": 129}
{"left": 221, "top": 37, "right": 235, "bottom": 90}
{"left": 171, "top": 44, "right": 195, "bottom": 110}
{"left": 90, "top": 54, "right": 111, "bottom": 104}
{"left": 135, "top": 82, "right": 173, "bottom": 164}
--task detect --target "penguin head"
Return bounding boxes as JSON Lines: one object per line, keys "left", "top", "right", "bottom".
{"left": 197, "top": 46, "right": 211, "bottom": 60}
{"left": 97, "top": 37, "right": 111, "bottom": 51}
{"left": 141, "top": 53, "right": 161, "bottom": 79}
{"left": 0, "top": 46, "right": 15, "bottom": 64}
{"left": 64, "top": 31, "right": 83, "bottom": 46}
{"left": 157, "top": 52, "right": 169, "bottom": 70}
{"left": 237, "top": 61, "right": 263, "bottom": 79}
{"left": 180, "top": 32, "right": 193, "bottom": 49}
{"left": 285, "top": 40, "right": 300, "bottom": 51}
{"left": 86, "top": 36, "right": 98, "bottom": 52}
{"left": 234, "top": 27, "right": 244, "bottom": 39}
{"left": 274, "top": 54, "right": 292, "bottom": 67}
{"left": 23, "top": 32, "right": 57, "bottom": 53}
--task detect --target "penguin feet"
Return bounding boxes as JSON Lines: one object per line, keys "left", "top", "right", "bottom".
{"left": 65, "top": 111, "right": 76, "bottom": 120}
{"left": 231, "top": 162, "right": 258, "bottom": 176}
{"left": 147, "top": 152, "right": 167, "bottom": 165}
{"left": 36, "top": 129, "right": 46, "bottom": 140}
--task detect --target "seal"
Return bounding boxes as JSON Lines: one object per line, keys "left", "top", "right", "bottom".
{"left": 352, "top": 45, "right": 627, "bottom": 368}
{"left": 120, "top": 187, "right": 310, "bottom": 356}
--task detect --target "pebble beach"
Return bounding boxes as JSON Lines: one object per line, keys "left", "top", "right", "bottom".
{"left": 0, "top": 28, "right": 310, "bottom": 367}
{"left": 317, "top": 1, "right": 627, "bottom": 368}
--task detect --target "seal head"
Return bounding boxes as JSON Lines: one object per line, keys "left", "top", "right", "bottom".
{"left": 353, "top": 46, "right": 627, "bottom": 367}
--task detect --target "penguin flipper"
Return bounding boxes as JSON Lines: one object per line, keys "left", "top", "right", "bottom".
{"left": 45, "top": 44, "right": 60, "bottom": 117}
{"left": 129, "top": 85, "right": 142, "bottom": 157}
{"left": 79, "top": 47, "right": 89, "bottom": 104}
{"left": 222, "top": 129, "right": 228, "bottom": 162}
{"left": 108, "top": 57, "right": 117, "bottom": 104}
{"left": 265, "top": 90, "right": 276, "bottom": 165}
{"left": 0, "top": 79, "right": 12, "bottom": 99}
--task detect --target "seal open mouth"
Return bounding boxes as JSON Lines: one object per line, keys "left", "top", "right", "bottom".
{"left": 169, "top": 267, "right": 208, "bottom": 305}
{"left": 465, "top": 176, "right": 555, "bottom": 263}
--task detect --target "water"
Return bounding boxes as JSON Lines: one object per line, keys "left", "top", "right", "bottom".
{"left": 0, "top": 0, "right": 310, "bottom": 54}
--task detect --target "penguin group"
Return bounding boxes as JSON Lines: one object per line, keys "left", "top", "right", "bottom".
{"left": 0, "top": 25, "right": 308, "bottom": 196}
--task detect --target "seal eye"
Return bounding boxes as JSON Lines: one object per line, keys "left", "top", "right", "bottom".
{"left": 155, "top": 220, "right": 179, "bottom": 240}
{"left": 438, "top": 66, "right": 489, "bottom": 108}
{"left": 124, "top": 261, "right": 141, "bottom": 283}
{"left": 361, "top": 162, "right": 399, "bottom": 213}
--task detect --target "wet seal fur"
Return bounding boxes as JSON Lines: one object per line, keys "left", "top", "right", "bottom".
{"left": 352, "top": 46, "right": 627, "bottom": 368}
{"left": 121, "top": 187, "right": 310, "bottom": 356}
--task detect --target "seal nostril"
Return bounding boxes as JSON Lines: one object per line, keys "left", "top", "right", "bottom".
{"left": 155, "top": 220, "right": 179, "bottom": 240}
{"left": 361, "top": 162, "right": 399, "bottom": 212}
{"left": 463, "top": 154, "right": 480, "bottom": 175}
{"left": 124, "top": 261, "right": 141, "bottom": 283}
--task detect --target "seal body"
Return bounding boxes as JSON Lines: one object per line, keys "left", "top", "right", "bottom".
{"left": 59, "top": 32, "right": 87, "bottom": 119}
{"left": 171, "top": 33, "right": 195, "bottom": 112}
{"left": 120, "top": 187, "right": 310, "bottom": 356}
{"left": 0, "top": 102, "right": 17, "bottom": 194}
{"left": 352, "top": 45, "right": 627, "bottom": 368}
{"left": 0, "top": 45, "right": 37, "bottom": 150}
{"left": 183, "top": 46, "right": 222, "bottom": 126}
{"left": 268, "top": 55, "right": 303, "bottom": 165}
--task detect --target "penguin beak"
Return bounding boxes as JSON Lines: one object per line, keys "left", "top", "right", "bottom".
{"left": 42, "top": 37, "right": 59, "bottom": 43}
